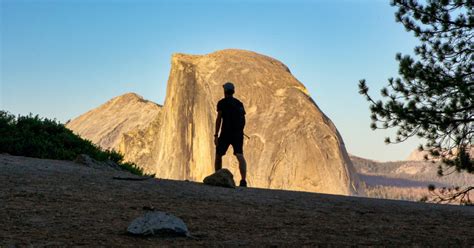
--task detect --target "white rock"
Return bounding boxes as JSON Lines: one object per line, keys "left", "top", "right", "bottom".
{"left": 127, "top": 211, "right": 189, "bottom": 237}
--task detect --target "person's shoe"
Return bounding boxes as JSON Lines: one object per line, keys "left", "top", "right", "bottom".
{"left": 239, "top": 180, "right": 247, "bottom": 187}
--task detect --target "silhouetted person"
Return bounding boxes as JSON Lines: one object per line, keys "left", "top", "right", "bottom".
{"left": 214, "top": 82, "right": 248, "bottom": 187}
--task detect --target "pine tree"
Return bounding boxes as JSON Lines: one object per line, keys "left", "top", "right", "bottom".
{"left": 358, "top": 0, "right": 473, "bottom": 203}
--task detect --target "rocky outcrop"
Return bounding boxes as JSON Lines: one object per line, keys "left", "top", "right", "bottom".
{"left": 118, "top": 117, "right": 163, "bottom": 174}
{"left": 66, "top": 93, "right": 162, "bottom": 151}
{"left": 406, "top": 146, "right": 474, "bottom": 162}
{"left": 66, "top": 93, "right": 162, "bottom": 173}
{"left": 406, "top": 149, "right": 437, "bottom": 162}
{"left": 67, "top": 49, "right": 360, "bottom": 195}
{"left": 155, "top": 49, "right": 359, "bottom": 195}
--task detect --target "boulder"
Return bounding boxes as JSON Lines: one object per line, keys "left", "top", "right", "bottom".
{"left": 127, "top": 211, "right": 189, "bottom": 237}
{"left": 203, "top": 169, "right": 236, "bottom": 188}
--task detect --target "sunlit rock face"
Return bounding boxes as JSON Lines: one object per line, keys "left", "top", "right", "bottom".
{"left": 118, "top": 115, "right": 163, "bottom": 174}
{"left": 67, "top": 49, "right": 360, "bottom": 195}
{"left": 66, "top": 93, "right": 162, "bottom": 173}
{"left": 406, "top": 149, "right": 438, "bottom": 162}
{"left": 156, "top": 49, "right": 359, "bottom": 195}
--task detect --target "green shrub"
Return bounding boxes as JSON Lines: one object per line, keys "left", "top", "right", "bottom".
{"left": 0, "top": 110, "right": 145, "bottom": 176}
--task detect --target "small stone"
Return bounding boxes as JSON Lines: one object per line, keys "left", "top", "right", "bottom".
{"left": 203, "top": 169, "right": 236, "bottom": 188}
{"left": 74, "top": 154, "right": 121, "bottom": 171}
{"left": 104, "top": 160, "right": 124, "bottom": 171}
{"left": 127, "top": 211, "right": 189, "bottom": 237}
{"left": 74, "top": 154, "right": 97, "bottom": 166}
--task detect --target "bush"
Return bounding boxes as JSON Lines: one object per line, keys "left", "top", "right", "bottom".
{"left": 0, "top": 110, "right": 145, "bottom": 176}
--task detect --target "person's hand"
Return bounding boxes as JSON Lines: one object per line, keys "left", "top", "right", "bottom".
{"left": 214, "top": 136, "right": 218, "bottom": 146}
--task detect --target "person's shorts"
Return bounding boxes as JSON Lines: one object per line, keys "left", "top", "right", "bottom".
{"left": 216, "top": 134, "right": 243, "bottom": 156}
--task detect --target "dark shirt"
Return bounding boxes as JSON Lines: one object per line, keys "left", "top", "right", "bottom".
{"left": 217, "top": 97, "right": 246, "bottom": 137}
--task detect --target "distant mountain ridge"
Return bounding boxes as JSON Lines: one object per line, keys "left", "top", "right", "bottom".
{"left": 406, "top": 147, "right": 474, "bottom": 161}
{"left": 350, "top": 154, "right": 474, "bottom": 201}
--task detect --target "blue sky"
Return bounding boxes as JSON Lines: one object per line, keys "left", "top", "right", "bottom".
{"left": 1, "top": 0, "right": 423, "bottom": 161}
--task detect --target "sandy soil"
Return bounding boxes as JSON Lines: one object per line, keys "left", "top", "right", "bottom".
{"left": 1, "top": 154, "right": 473, "bottom": 247}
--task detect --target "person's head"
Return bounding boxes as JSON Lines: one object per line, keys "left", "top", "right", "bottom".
{"left": 223, "top": 82, "right": 235, "bottom": 97}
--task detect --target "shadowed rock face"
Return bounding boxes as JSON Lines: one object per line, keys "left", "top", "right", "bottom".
{"left": 67, "top": 49, "right": 360, "bottom": 195}
{"left": 156, "top": 49, "right": 359, "bottom": 195}
{"left": 117, "top": 116, "right": 163, "bottom": 174}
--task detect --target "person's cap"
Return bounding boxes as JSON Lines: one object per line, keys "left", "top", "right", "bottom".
{"left": 223, "top": 82, "right": 235, "bottom": 91}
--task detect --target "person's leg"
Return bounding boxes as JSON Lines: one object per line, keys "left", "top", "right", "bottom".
{"left": 215, "top": 136, "right": 230, "bottom": 172}
{"left": 235, "top": 153, "right": 247, "bottom": 181}
{"left": 232, "top": 135, "right": 247, "bottom": 185}
{"left": 215, "top": 153, "right": 223, "bottom": 172}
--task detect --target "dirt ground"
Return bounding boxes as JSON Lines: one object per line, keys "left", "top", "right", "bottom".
{"left": 1, "top": 154, "right": 473, "bottom": 247}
